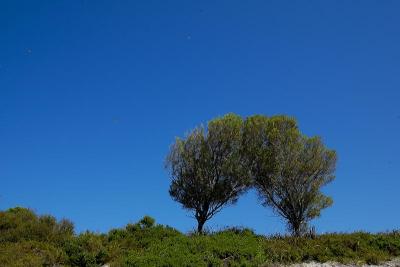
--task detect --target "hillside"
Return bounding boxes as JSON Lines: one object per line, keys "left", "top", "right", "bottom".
{"left": 0, "top": 207, "right": 399, "bottom": 267}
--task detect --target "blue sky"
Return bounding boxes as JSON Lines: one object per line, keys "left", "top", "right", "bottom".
{"left": 1, "top": 0, "right": 399, "bottom": 234}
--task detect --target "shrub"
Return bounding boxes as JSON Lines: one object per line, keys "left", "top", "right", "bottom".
{"left": 139, "top": 216, "right": 155, "bottom": 228}
{"left": 1, "top": 207, "right": 399, "bottom": 266}
{"left": 63, "top": 231, "right": 108, "bottom": 267}
{"left": 0, "top": 240, "right": 67, "bottom": 267}
{"left": 0, "top": 207, "right": 74, "bottom": 244}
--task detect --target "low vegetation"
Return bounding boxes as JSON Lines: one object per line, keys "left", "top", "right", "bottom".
{"left": 1, "top": 207, "right": 399, "bottom": 266}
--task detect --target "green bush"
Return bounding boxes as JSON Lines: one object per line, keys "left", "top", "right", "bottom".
{"left": 0, "top": 207, "right": 74, "bottom": 244}
{"left": 63, "top": 231, "right": 108, "bottom": 267}
{"left": 263, "top": 232, "right": 399, "bottom": 265}
{"left": 1, "top": 207, "right": 399, "bottom": 266}
{"left": 139, "top": 216, "right": 155, "bottom": 228}
{"left": 0, "top": 240, "right": 67, "bottom": 267}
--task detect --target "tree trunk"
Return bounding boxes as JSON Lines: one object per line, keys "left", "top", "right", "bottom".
{"left": 293, "top": 227, "right": 301, "bottom": 237}
{"left": 197, "top": 219, "right": 206, "bottom": 234}
{"left": 290, "top": 219, "right": 301, "bottom": 237}
{"left": 291, "top": 220, "right": 305, "bottom": 237}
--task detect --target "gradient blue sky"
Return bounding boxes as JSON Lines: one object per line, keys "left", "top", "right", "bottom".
{"left": 1, "top": 0, "right": 399, "bottom": 234}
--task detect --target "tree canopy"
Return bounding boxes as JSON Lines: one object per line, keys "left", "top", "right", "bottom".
{"left": 165, "top": 113, "right": 250, "bottom": 233}
{"left": 243, "top": 115, "right": 337, "bottom": 236}
{"left": 166, "top": 113, "right": 337, "bottom": 235}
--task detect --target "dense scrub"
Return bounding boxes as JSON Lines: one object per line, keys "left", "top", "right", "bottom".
{"left": 0, "top": 208, "right": 399, "bottom": 267}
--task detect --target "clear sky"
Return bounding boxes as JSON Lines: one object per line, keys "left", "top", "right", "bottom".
{"left": 1, "top": 0, "right": 399, "bottom": 235}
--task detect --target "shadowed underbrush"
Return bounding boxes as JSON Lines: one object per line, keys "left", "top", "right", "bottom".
{"left": 0, "top": 207, "right": 399, "bottom": 266}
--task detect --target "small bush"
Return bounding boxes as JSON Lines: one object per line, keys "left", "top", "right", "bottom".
{"left": 63, "top": 231, "right": 108, "bottom": 267}
{"left": 0, "top": 207, "right": 74, "bottom": 244}
{"left": 0, "top": 240, "right": 67, "bottom": 267}
{"left": 139, "top": 216, "right": 155, "bottom": 228}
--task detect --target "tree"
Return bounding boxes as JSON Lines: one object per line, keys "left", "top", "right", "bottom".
{"left": 243, "top": 115, "right": 337, "bottom": 236}
{"left": 165, "top": 113, "right": 250, "bottom": 233}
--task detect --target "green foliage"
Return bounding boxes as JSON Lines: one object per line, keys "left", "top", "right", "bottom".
{"left": 0, "top": 207, "right": 72, "bottom": 266}
{"left": 263, "top": 232, "right": 400, "bottom": 265}
{"left": 166, "top": 113, "right": 251, "bottom": 233}
{"left": 1, "top": 207, "right": 399, "bottom": 266}
{"left": 139, "top": 216, "right": 155, "bottom": 228}
{"left": 242, "top": 115, "right": 337, "bottom": 236}
{"left": 0, "top": 240, "right": 67, "bottom": 267}
{"left": 166, "top": 113, "right": 337, "bottom": 235}
{"left": 122, "top": 226, "right": 263, "bottom": 267}
{"left": 63, "top": 231, "right": 108, "bottom": 267}
{"left": 119, "top": 228, "right": 400, "bottom": 267}
{"left": 0, "top": 207, "right": 74, "bottom": 244}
